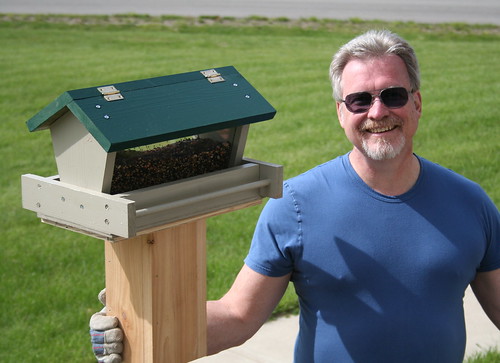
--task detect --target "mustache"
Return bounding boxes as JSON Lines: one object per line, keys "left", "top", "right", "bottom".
{"left": 359, "top": 116, "right": 403, "bottom": 132}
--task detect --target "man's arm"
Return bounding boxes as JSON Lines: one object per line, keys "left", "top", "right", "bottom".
{"left": 206, "top": 264, "right": 291, "bottom": 355}
{"left": 470, "top": 268, "right": 500, "bottom": 330}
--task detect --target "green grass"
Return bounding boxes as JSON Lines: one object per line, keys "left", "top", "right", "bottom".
{"left": 466, "top": 349, "right": 500, "bottom": 363}
{"left": 0, "top": 15, "right": 499, "bottom": 362}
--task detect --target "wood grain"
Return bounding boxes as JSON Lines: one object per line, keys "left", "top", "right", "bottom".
{"left": 105, "top": 220, "right": 207, "bottom": 362}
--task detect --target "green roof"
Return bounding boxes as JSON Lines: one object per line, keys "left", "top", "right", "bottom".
{"left": 27, "top": 66, "right": 276, "bottom": 152}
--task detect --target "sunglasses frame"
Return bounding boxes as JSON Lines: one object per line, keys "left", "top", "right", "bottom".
{"left": 340, "top": 86, "right": 413, "bottom": 114}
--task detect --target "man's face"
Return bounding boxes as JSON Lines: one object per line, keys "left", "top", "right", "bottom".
{"left": 336, "top": 55, "right": 422, "bottom": 161}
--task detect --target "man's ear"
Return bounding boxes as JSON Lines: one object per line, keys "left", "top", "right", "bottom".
{"left": 413, "top": 90, "right": 422, "bottom": 116}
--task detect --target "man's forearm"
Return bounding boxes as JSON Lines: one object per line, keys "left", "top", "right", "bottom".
{"left": 471, "top": 269, "right": 500, "bottom": 330}
{"left": 205, "top": 265, "right": 291, "bottom": 355}
{"left": 206, "top": 300, "right": 258, "bottom": 355}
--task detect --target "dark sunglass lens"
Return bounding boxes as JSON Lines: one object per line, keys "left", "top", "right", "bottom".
{"left": 345, "top": 92, "right": 372, "bottom": 113}
{"left": 381, "top": 87, "right": 408, "bottom": 108}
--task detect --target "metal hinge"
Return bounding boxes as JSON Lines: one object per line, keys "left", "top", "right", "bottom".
{"left": 97, "top": 85, "right": 124, "bottom": 101}
{"left": 200, "top": 69, "right": 225, "bottom": 83}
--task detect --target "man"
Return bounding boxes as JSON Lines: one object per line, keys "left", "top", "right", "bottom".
{"left": 91, "top": 30, "right": 500, "bottom": 362}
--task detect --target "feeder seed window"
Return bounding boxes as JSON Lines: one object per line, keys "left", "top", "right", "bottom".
{"left": 110, "top": 136, "right": 232, "bottom": 194}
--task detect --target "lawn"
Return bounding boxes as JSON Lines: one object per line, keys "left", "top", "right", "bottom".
{"left": 0, "top": 14, "right": 498, "bottom": 362}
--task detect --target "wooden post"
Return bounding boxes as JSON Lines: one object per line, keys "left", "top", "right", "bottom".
{"left": 105, "top": 219, "right": 207, "bottom": 362}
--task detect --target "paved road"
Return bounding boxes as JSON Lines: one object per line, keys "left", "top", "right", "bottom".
{"left": 1, "top": 0, "right": 499, "bottom": 25}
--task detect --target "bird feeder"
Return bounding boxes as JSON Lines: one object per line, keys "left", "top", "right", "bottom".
{"left": 21, "top": 66, "right": 282, "bottom": 362}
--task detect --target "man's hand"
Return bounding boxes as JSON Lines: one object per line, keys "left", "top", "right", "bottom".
{"left": 89, "top": 289, "right": 123, "bottom": 363}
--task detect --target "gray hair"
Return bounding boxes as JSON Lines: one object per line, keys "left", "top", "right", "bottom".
{"left": 329, "top": 30, "right": 420, "bottom": 101}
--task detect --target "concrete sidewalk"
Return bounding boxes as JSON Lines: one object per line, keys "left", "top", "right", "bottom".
{"left": 193, "top": 287, "right": 499, "bottom": 362}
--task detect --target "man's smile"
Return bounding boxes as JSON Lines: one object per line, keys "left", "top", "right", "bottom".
{"left": 364, "top": 125, "right": 398, "bottom": 134}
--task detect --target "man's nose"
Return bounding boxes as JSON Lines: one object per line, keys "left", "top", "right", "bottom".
{"left": 367, "top": 96, "right": 390, "bottom": 120}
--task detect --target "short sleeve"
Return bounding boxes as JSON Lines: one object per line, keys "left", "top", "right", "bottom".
{"left": 477, "top": 194, "right": 500, "bottom": 272}
{"left": 244, "top": 182, "right": 302, "bottom": 277}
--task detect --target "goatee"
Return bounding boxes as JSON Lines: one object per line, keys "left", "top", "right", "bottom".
{"left": 361, "top": 134, "right": 406, "bottom": 160}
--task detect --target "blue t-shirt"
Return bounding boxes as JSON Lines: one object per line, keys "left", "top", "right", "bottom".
{"left": 245, "top": 153, "right": 500, "bottom": 363}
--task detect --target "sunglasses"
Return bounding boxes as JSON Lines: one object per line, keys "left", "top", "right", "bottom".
{"left": 341, "top": 87, "right": 412, "bottom": 114}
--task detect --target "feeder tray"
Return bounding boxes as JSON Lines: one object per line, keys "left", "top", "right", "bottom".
{"left": 22, "top": 66, "right": 282, "bottom": 240}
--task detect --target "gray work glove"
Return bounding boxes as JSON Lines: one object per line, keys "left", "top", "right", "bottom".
{"left": 89, "top": 289, "right": 123, "bottom": 363}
